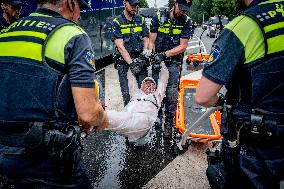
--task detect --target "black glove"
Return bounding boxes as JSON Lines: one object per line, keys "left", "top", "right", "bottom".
{"left": 129, "top": 58, "right": 142, "bottom": 75}
{"left": 154, "top": 52, "right": 166, "bottom": 63}
{"left": 138, "top": 55, "right": 150, "bottom": 68}
{"left": 152, "top": 60, "right": 162, "bottom": 71}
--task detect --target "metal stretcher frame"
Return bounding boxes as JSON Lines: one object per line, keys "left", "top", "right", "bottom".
{"left": 175, "top": 79, "right": 222, "bottom": 142}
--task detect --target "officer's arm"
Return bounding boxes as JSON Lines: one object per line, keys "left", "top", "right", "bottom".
{"left": 149, "top": 32, "right": 157, "bottom": 51}
{"left": 195, "top": 76, "right": 223, "bottom": 108}
{"left": 72, "top": 87, "right": 108, "bottom": 132}
{"left": 143, "top": 37, "right": 149, "bottom": 50}
{"left": 141, "top": 16, "right": 149, "bottom": 50}
{"left": 149, "top": 15, "right": 159, "bottom": 51}
{"left": 164, "top": 38, "right": 188, "bottom": 57}
{"left": 114, "top": 38, "right": 132, "bottom": 64}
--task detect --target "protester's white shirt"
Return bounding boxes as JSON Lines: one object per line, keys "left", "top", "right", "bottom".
{"left": 106, "top": 62, "right": 169, "bottom": 140}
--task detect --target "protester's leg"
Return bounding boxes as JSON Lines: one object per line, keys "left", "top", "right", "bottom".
{"left": 0, "top": 147, "right": 92, "bottom": 189}
{"left": 116, "top": 63, "right": 130, "bottom": 106}
{"left": 164, "top": 63, "right": 182, "bottom": 138}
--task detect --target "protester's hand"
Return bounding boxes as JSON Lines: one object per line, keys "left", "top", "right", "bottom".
{"left": 152, "top": 60, "right": 162, "bottom": 71}
{"left": 129, "top": 58, "right": 142, "bottom": 75}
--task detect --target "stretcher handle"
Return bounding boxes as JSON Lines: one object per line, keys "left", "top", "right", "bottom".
{"left": 180, "top": 106, "right": 219, "bottom": 146}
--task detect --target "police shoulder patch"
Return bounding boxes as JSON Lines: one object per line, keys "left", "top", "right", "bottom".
{"left": 204, "top": 45, "right": 221, "bottom": 67}
{"left": 85, "top": 48, "right": 95, "bottom": 67}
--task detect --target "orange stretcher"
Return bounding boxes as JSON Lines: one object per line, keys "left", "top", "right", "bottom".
{"left": 175, "top": 79, "right": 222, "bottom": 148}
{"left": 186, "top": 53, "right": 210, "bottom": 66}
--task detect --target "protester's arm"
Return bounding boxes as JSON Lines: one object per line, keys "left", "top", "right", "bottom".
{"left": 156, "top": 62, "right": 169, "bottom": 105}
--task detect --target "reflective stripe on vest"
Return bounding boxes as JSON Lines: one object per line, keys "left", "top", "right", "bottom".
{"left": 243, "top": 0, "right": 284, "bottom": 57}
{"left": 114, "top": 16, "right": 144, "bottom": 34}
{"left": 157, "top": 10, "right": 187, "bottom": 35}
{"left": 0, "top": 13, "right": 81, "bottom": 121}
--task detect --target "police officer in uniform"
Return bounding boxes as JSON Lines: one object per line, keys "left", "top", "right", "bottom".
{"left": 0, "top": 0, "right": 108, "bottom": 188}
{"left": 149, "top": 0, "right": 193, "bottom": 138}
{"left": 196, "top": 0, "right": 284, "bottom": 188}
{"left": 0, "top": 0, "right": 23, "bottom": 32}
{"left": 112, "top": 0, "right": 149, "bottom": 106}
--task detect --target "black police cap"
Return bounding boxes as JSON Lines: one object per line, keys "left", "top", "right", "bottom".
{"left": 127, "top": 0, "right": 140, "bottom": 6}
{"left": 1, "top": 0, "right": 23, "bottom": 7}
{"left": 176, "top": 0, "right": 192, "bottom": 12}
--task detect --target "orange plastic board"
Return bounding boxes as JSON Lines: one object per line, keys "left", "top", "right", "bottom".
{"left": 175, "top": 80, "right": 221, "bottom": 141}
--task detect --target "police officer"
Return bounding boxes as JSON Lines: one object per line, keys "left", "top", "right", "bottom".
{"left": 0, "top": 0, "right": 108, "bottom": 188}
{"left": 0, "top": 0, "right": 23, "bottom": 32}
{"left": 149, "top": 0, "right": 193, "bottom": 138}
{"left": 196, "top": 0, "right": 284, "bottom": 188}
{"left": 112, "top": 0, "right": 149, "bottom": 106}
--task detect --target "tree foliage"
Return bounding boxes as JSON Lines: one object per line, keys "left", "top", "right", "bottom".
{"left": 140, "top": 0, "right": 149, "bottom": 8}
{"left": 168, "top": 0, "right": 174, "bottom": 8}
{"left": 186, "top": 0, "right": 238, "bottom": 23}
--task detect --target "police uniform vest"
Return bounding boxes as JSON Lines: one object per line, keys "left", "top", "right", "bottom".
{"left": 0, "top": 12, "right": 79, "bottom": 122}
{"left": 113, "top": 14, "right": 145, "bottom": 56}
{"left": 155, "top": 10, "right": 190, "bottom": 60}
{"left": 236, "top": 0, "right": 284, "bottom": 115}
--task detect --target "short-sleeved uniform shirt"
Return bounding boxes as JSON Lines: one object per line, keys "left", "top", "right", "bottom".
{"left": 202, "top": 1, "right": 265, "bottom": 87}
{"left": 150, "top": 10, "right": 192, "bottom": 53}
{"left": 112, "top": 13, "right": 149, "bottom": 55}
{"left": 38, "top": 9, "right": 97, "bottom": 88}
{"left": 202, "top": 1, "right": 268, "bottom": 111}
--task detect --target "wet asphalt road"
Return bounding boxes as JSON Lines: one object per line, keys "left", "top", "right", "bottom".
{"left": 81, "top": 28, "right": 216, "bottom": 189}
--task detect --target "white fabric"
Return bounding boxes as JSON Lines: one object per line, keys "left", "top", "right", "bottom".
{"left": 106, "top": 62, "right": 169, "bottom": 141}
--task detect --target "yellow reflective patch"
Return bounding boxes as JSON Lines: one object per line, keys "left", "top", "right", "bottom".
{"left": 45, "top": 25, "right": 85, "bottom": 64}
{"left": 173, "top": 29, "right": 182, "bottom": 35}
{"left": 0, "top": 41, "right": 42, "bottom": 61}
{"left": 29, "top": 13, "right": 52, "bottom": 17}
{"left": 121, "top": 28, "right": 130, "bottom": 34}
{"left": 264, "top": 21, "right": 284, "bottom": 33}
{"left": 158, "top": 27, "right": 169, "bottom": 34}
{"left": 0, "top": 31, "right": 47, "bottom": 40}
{"left": 133, "top": 27, "right": 142, "bottom": 32}
{"left": 267, "top": 34, "right": 284, "bottom": 54}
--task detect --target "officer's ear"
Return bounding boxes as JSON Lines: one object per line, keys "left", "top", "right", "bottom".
{"left": 1, "top": 3, "right": 6, "bottom": 10}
